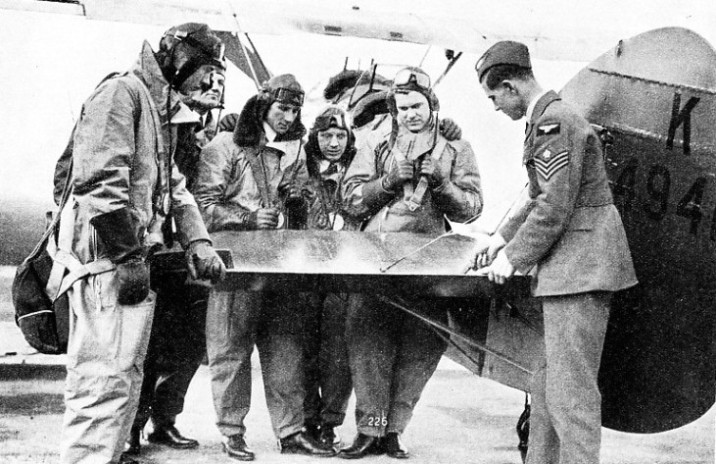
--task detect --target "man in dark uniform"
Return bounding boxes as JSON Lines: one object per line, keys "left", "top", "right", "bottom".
{"left": 472, "top": 41, "right": 638, "bottom": 464}
{"left": 127, "top": 23, "right": 228, "bottom": 456}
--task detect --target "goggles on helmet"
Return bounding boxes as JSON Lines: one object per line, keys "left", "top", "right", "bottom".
{"left": 313, "top": 107, "right": 350, "bottom": 132}
{"left": 267, "top": 87, "right": 305, "bottom": 107}
{"left": 171, "top": 29, "right": 226, "bottom": 69}
{"left": 165, "top": 27, "right": 226, "bottom": 88}
{"left": 392, "top": 68, "right": 431, "bottom": 91}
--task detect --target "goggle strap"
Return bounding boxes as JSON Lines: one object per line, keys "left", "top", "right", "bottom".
{"left": 267, "top": 87, "right": 305, "bottom": 106}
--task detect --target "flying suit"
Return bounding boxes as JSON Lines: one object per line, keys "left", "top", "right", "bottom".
{"left": 193, "top": 94, "right": 311, "bottom": 440}
{"left": 342, "top": 117, "right": 482, "bottom": 436}
{"left": 58, "top": 41, "right": 210, "bottom": 464}
{"left": 300, "top": 133, "right": 360, "bottom": 435}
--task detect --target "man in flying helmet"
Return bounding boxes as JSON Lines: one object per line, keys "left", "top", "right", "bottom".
{"left": 127, "top": 22, "right": 229, "bottom": 458}
{"left": 56, "top": 22, "right": 226, "bottom": 464}
{"left": 339, "top": 66, "right": 483, "bottom": 459}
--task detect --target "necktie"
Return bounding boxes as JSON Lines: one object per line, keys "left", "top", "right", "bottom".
{"left": 204, "top": 110, "right": 213, "bottom": 128}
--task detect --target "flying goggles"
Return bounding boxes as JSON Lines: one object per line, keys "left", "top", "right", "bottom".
{"left": 313, "top": 107, "right": 351, "bottom": 132}
{"left": 264, "top": 87, "right": 305, "bottom": 107}
{"left": 166, "top": 27, "right": 226, "bottom": 87}
{"left": 171, "top": 29, "right": 226, "bottom": 68}
{"left": 392, "top": 68, "right": 431, "bottom": 91}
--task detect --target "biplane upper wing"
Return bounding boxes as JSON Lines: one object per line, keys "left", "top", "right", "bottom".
{"left": 1, "top": 0, "right": 713, "bottom": 62}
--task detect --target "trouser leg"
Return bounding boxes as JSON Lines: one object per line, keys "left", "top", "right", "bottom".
{"left": 387, "top": 299, "right": 447, "bottom": 434}
{"left": 525, "top": 361, "right": 557, "bottom": 464}
{"left": 256, "top": 292, "right": 307, "bottom": 439}
{"left": 529, "top": 292, "right": 610, "bottom": 464}
{"left": 319, "top": 292, "right": 352, "bottom": 427}
{"left": 134, "top": 346, "right": 159, "bottom": 431}
{"left": 206, "top": 289, "right": 260, "bottom": 437}
{"left": 60, "top": 272, "right": 155, "bottom": 464}
{"left": 346, "top": 294, "right": 396, "bottom": 437}
{"left": 302, "top": 292, "right": 324, "bottom": 428}
{"left": 151, "top": 283, "right": 209, "bottom": 426}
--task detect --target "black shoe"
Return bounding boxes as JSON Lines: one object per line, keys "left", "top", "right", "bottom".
{"left": 125, "top": 427, "right": 141, "bottom": 456}
{"left": 338, "top": 433, "right": 382, "bottom": 459}
{"left": 147, "top": 425, "right": 199, "bottom": 450}
{"left": 385, "top": 432, "right": 409, "bottom": 459}
{"left": 222, "top": 434, "right": 255, "bottom": 461}
{"left": 119, "top": 452, "right": 140, "bottom": 464}
{"left": 305, "top": 423, "right": 321, "bottom": 441}
{"left": 280, "top": 431, "right": 336, "bottom": 456}
{"left": 319, "top": 425, "right": 341, "bottom": 446}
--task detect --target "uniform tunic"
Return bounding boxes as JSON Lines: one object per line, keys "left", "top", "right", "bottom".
{"left": 499, "top": 91, "right": 637, "bottom": 464}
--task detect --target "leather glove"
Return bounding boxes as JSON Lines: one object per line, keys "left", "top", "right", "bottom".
{"left": 90, "top": 208, "right": 150, "bottom": 305}
{"left": 116, "top": 257, "right": 150, "bottom": 305}
{"left": 90, "top": 208, "right": 142, "bottom": 263}
{"left": 381, "top": 159, "right": 413, "bottom": 191}
{"left": 439, "top": 118, "right": 462, "bottom": 141}
{"left": 420, "top": 157, "right": 445, "bottom": 189}
{"left": 280, "top": 183, "right": 304, "bottom": 206}
{"left": 186, "top": 240, "right": 226, "bottom": 284}
{"left": 218, "top": 113, "right": 239, "bottom": 132}
{"left": 249, "top": 207, "right": 280, "bottom": 229}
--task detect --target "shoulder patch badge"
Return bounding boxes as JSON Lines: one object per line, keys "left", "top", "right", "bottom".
{"left": 536, "top": 123, "right": 560, "bottom": 137}
{"left": 534, "top": 149, "right": 569, "bottom": 180}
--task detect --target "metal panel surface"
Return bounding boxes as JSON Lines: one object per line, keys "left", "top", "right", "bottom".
{"left": 561, "top": 27, "right": 716, "bottom": 433}
{"left": 211, "top": 230, "right": 523, "bottom": 298}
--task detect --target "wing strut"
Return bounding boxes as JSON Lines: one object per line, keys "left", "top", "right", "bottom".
{"left": 222, "top": 1, "right": 271, "bottom": 89}
{"left": 244, "top": 33, "right": 272, "bottom": 84}
{"left": 434, "top": 50, "right": 463, "bottom": 87}
{"left": 378, "top": 295, "right": 533, "bottom": 375}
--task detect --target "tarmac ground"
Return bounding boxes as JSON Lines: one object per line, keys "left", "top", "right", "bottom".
{"left": 0, "top": 352, "right": 714, "bottom": 464}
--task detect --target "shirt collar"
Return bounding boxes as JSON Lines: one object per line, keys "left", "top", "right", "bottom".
{"left": 262, "top": 121, "right": 278, "bottom": 142}
{"left": 525, "top": 89, "right": 550, "bottom": 122}
{"left": 171, "top": 104, "right": 202, "bottom": 125}
{"left": 319, "top": 159, "right": 344, "bottom": 174}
